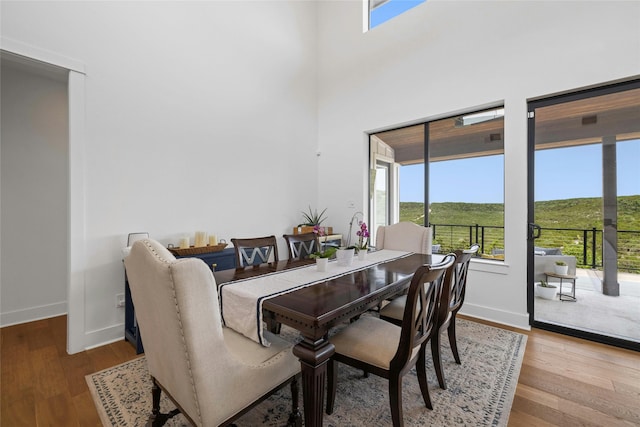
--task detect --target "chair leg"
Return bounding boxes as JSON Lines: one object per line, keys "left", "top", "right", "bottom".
{"left": 431, "top": 331, "right": 447, "bottom": 390}
{"left": 147, "top": 378, "right": 181, "bottom": 427}
{"left": 416, "top": 348, "right": 433, "bottom": 410}
{"left": 287, "top": 375, "right": 302, "bottom": 427}
{"left": 388, "top": 374, "right": 404, "bottom": 427}
{"left": 148, "top": 378, "right": 162, "bottom": 427}
{"left": 266, "top": 318, "right": 282, "bottom": 334}
{"left": 448, "top": 317, "right": 461, "bottom": 364}
{"left": 326, "top": 360, "right": 337, "bottom": 415}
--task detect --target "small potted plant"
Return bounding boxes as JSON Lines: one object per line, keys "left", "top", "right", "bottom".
{"left": 309, "top": 246, "right": 336, "bottom": 272}
{"left": 308, "top": 225, "right": 336, "bottom": 271}
{"left": 355, "top": 221, "right": 370, "bottom": 261}
{"left": 295, "top": 206, "right": 332, "bottom": 234}
{"left": 554, "top": 260, "right": 569, "bottom": 275}
{"left": 536, "top": 280, "right": 558, "bottom": 300}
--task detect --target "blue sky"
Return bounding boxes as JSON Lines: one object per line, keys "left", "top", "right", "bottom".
{"left": 400, "top": 140, "right": 640, "bottom": 203}
{"left": 370, "top": 0, "right": 425, "bottom": 28}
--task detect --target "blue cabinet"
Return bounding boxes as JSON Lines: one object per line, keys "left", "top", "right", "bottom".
{"left": 124, "top": 247, "right": 236, "bottom": 353}
{"left": 179, "top": 247, "right": 236, "bottom": 272}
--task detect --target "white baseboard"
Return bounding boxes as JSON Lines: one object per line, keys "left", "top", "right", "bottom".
{"left": 0, "top": 301, "right": 67, "bottom": 327}
{"left": 84, "top": 323, "right": 125, "bottom": 350}
{"left": 460, "top": 303, "right": 531, "bottom": 331}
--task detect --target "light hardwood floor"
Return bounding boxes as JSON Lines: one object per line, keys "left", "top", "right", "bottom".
{"left": 2, "top": 315, "right": 639, "bottom": 426}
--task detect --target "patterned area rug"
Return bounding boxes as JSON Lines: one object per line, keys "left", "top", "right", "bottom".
{"left": 86, "top": 319, "right": 526, "bottom": 426}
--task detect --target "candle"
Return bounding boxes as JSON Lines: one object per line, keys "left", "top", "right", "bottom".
{"left": 209, "top": 234, "right": 218, "bottom": 246}
{"left": 195, "top": 231, "right": 207, "bottom": 248}
{"left": 179, "top": 236, "right": 190, "bottom": 249}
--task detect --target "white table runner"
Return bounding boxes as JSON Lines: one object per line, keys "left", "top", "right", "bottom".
{"left": 219, "top": 249, "right": 411, "bottom": 346}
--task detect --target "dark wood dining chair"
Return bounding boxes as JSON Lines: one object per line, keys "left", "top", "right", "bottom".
{"left": 231, "top": 235, "right": 279, "bottom": 268}
{"left": 430, "top": 243, "right": 479, "bottom": 389}
{"left": 379, "top": 244, "right": 479, "bottom": 390}
{"left": 231, "top": 235, "right": 281, "bottom": 333}
{"left": 283, "top": 232, "right": 320, "bottom": 260}
{"left": 326, "top": 254, "right": 456, "bottom": 427}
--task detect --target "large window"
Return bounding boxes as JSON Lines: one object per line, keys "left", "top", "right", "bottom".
{"left": 429, "top": 108, "right": 505, "bottom": 257}
{"left": 369, "top": 106, "right": 505, "bottom": 257}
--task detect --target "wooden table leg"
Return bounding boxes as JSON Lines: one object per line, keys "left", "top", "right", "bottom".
{"left": 292, "top": 336, "right": 335, "bottom": 427}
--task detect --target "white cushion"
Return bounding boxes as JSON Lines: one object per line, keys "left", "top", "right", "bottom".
{"left": 330, "top": 316, "right": 401, "bottom": 369}
{"left": 379, "top": 295, "right": 407, "bottom": 322}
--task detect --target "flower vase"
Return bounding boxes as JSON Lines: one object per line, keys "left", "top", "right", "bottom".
{"left": 357, "top": 250, "right": 367, "bottom": 261}
{"left": 316, "top": 257, "right": 328, "bottom": 272}
{"left": 336, "top": 248, "right": 355, "bottom": 266}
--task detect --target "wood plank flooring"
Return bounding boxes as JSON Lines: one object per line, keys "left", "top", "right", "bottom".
{"left": 1, "top": 315, "right": 638, "bottom": 426}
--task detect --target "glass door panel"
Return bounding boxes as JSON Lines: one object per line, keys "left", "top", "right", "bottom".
{"left": 529, "top": 82, "right": 640, "bottom": 350}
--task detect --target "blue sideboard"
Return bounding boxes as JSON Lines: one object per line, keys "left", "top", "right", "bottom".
{"left": 124, "top": 247, "right": 236, "bottom": 354}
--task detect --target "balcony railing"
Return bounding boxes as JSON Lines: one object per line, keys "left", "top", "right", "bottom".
{"left": 430, "top": 223, "right": 640, "bottom": 272}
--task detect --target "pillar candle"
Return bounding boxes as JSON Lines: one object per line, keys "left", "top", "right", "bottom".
{"left": 209, "top": 234, "right": 218, "bottom": 246}
{"left": 195, "top": 231, "right": 207, "bottom": 248}
{"left": 179, "top": 236, "right": 190, "bottom": 249}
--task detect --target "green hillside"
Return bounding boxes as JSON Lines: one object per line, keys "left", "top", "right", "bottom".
{"left": 401, "top": 195, "right": 639, "bottom": 230}
{"left": 399, "top": 195, "right": 640, "bottom": 271}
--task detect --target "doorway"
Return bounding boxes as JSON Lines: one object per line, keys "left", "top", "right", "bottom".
{"left": 1, "top": 53, "right": 69, "bottom": 328}
{"left": 1, "top": 42, "right": 86, "bottom": 354}
{"left": 527, "top": 79, "right": 640, "bottom": 350}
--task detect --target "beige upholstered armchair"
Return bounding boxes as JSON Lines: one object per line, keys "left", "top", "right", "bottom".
{"left": 124, "top": 239, "right": 301, "bottom": 426}
{"left": 375, "top": 222, "right": 432, "bottom": 254}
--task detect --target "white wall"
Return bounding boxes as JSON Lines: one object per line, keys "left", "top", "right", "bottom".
{"left": 316, "top": 1, "right": 640, "bottom": 328}
{"left": 1, "top": 58, "right": 69, "bottom": 325}
{"left": 1, "top": 1, "right": 319, "bottom": 349}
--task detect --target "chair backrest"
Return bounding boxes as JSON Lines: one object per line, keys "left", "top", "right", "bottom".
{"left": 125, "top": 238, "right": 232, "bottom": 425}
{"left": 437, "top": 244, "right": 479, "bottom": 327}
{"left": 390, "top": 253, "right": 456, "bottom": 371}
{"left": 375, "top": 222, "right": 432, "bottom": 254}
{"left": 231, "top": 235, "right": 279, "bottom": 268}
{"left": 283, "top": 232, "right": 320, "bottom": 260}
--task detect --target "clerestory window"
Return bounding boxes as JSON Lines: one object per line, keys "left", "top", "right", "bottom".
{"left": 367, "top": 0, "right": 426, "bottom": 30}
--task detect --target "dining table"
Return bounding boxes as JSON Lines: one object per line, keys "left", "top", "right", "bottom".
{"left": 213, "top": 250, "right": 436, "bottom": 427}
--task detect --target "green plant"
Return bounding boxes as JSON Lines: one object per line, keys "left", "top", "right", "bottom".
{"left": 555, "top": 261, "right": 567, "bottom": 266}
{"left": 309, "top": 246, "right": 336, "bottom": 259}
{"left": 538, "top": 280, "right": 556, "bottom": 288}
{"left": 299, "top": 206, "right": 328, "bottom": 227}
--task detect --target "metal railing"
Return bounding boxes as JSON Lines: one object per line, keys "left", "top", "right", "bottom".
{"left": 430, "top": 223, "right": 640, "bottom": 272}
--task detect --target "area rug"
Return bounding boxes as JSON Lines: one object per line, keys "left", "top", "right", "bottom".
{"left": 87, "top": 319, "right": 526, "bottom": 426}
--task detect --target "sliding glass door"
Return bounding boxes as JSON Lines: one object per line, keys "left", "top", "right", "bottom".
{"left": 528, "top": 80, "right": 640, "bottom": 350}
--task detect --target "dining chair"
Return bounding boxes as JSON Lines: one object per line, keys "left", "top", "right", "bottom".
{"left": 231, "top": 235, "right": 282, "bottom": 333}
{"left": 124, "top": 238, "right": 301, "bottom": 427}
{"left": 231, "top": 235, "right": 279, "bottom": 268}
{"left": 375, "top": 222, "right": 432, "bottom": 254}
{"left": 379, "top": 244, "right": 479, "bottom": 390}
{"left": 283, "top": 232, "right": 320, "bottom": 260}
{"left": 326, "top": 254, "right": 456, "bottom": 427}
{"left": 373, "top": 222, "right": 433, "bottom": 314}
{"left": 430, "top": 243, "right": 479, "bottom": 388}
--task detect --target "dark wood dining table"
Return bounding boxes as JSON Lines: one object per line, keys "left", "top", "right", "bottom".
{"left": 214, "top": 252, "right": 433, "bottom": 427}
